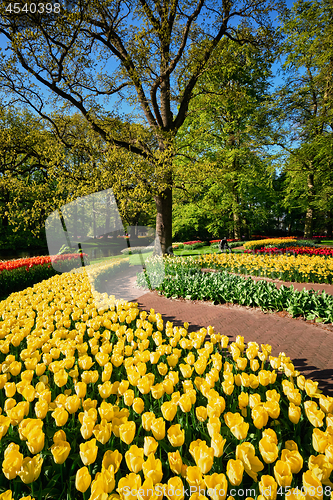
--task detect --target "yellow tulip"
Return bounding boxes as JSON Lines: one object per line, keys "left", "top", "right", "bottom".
{"left": 161, "top": 401, "right": 177, "bottom": 421}
{"left": 102, "top": 449, "right": 122, "bottom": 473}
{"left": 7, "top": 403, "right": 27, "bottom": 426}
{"left": 143, "top": 436, "right": 158, "bottom": 456}
{"left": 75, "top": 466, "right": 92, "bottom": 493}
{"left": 119, "top": 421, "right": 136, "bottom": 444}
{"left": 93, "top": 419, "right": 112, "bottom": 444}
{"left": 34, "top": 400, "right": 48, "bottom": 419}
{"left": 236, "top": 442, "right": 264, "bottom": 482}
{"left": 117, "top": 473, "right": 142, "bottom": 500}
{"left": 286, "top": 388, "right": 302, "bottom": 406}
{"left": 163, "top": 378, "right": 174, "bottom": 395}
{"left": 249, "top": 374, "right": 259, "bottom": 389}
{"left": 258, "top": 370, "right": 272, "bottom": 387}
{"left": 2, "top": 443, "right": 23, "bottom": 480}
{"left": 75, "top": 381, "right": 87, "bottom": 398}
{"left": 259, "top": 475, "right": 277, "bottom": 500}
{"left": 305, "top": 379, "right": 321, "bottom": 398}
{"left": 185, "top": 465, "right": 205, "bottom": 490}
{"left": 54, "top": 369, "right": 68, "bottom": 387}
{"left": 259, "top": 436, "right": 279, "bottom": 464}
{"left": 142, "top": 412, "right": 155, "bottom": 431}
{"left": 249, "top": 394, "right": 261, "bottom": 408}
{"left": 9, "top": 361, "right": 22, "bottom": 376}
{"left": 26, "top": 428, "right": 45, "bottom": 454}
{"left": 222, "top": 381, "right": 234, "bottom": 395}
{"left": 281, "top": 449, "right": 303, "bottom": 474}
{"left": 204, "top": 472, "right": 228, "bottom": 500}
{"left": 252, "top": 405, "right": 269, "bottom": 429}
{"left": 65, "top": 395, "right": 81, "bottom": 414}
{"left": 125, "top": 445, "right": 145, "bottom": 473}
{"left": 168, "top": 424, "right": 185, "bottom": 447}
{"left": 224, "top": 412, "right": 244, "bottom": 429}
{"left": 150, "top": 351, "right": 160, "bottom": 364}
{"left": 157, "top": 363, "right": 168, "bottom": 376}
{"left": 236, "top": 357, "right": 248, "bottom": 371}
{"left": 238, "top": 392, "right": 249, "bottom": 413}
{"left": 18, "top": 454, "right": 43, "bottom": 484}
{"left": 230, "top": 422, "right": 249, "bottom": 441}
{"left": 288, "top": 403, "right": 301, "bottom": 424}
{"left": 0, "top": 491, "right": 13, "bottom": 500}
{"left": 142, "top": 454, "right": 163, "bottom": 484}
{"left": 132, "top": 397, "right": 145, "bottom": 414}
{"left": 264, "top": 401, "right": 280, "bottom": 420}
{"left": 308, "top": 454, "right": 333, "bottom": 485}
{"left": 81, "top": 370, "right": 99, "bottom": 384}
{"left": 226, "top": 459, "right": 244, "bottom": 486}
{"left": 151, "top": 383, "right": 165, "bottom": 400}
{"left": 80, "top": 415, "right": 95, "bottom": 439}
{"left": 250, "top": 359, "right": 260, "bottom": 371}
{"left": 123, "top": 389, "right": 135, "bottom": 406}
{"left": 0, "top": 415, "right": 11, "bottom": 439}
{"left": 312, "top": 428, "right": 329, "bottom": 454}
{"left": 138, "top": 375, "right": 153, "bottom": 394}
{"left": 79, "top": 438, "right": 98, "bottom": 465}
{"left": 50, "top": 440, "right": 71, "bottom": 464}
{"left": 273, "top": 460, "right": 292, "bottom": 487}
{"left": 196, "top": 406, "right": 207, "bottom": 422}
{"left": 168, "top": 450, "right": 183, "bottom": 475}
{"left": 98, "top": 381, "right": 113, "bottom": 399}
{"left": 192, "top": 442, "right": 215, "bottom": 474}
{"left": 51, "top": 407, "right": 69, "bottom": 427}
{"left": 207, "top": 417, "right": 221, "bottom": 437}
{"left": 163, "top": 476, "right": 184, "bottom": 500}
{"left": 4, "top": 382, "right": 16, "bottom": 398}
{"left": 319, "top": 395, "right": 333, "bottom": 414}
{"left": 304, "top": 401, "right": 325, "bottom": 427}
{"left": 302, "top": 470, "right": 323, "bottom": 500}
{"left": 211, "top": 433, "right": 226, "bottom": 458}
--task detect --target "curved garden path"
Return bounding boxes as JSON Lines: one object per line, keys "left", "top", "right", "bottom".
{"left": 105, "top": 267, "right": 333, "bottom": 396}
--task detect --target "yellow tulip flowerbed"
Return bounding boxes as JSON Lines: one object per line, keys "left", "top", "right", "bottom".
{"left": 193, "top": 253, "right": 333, "bottom": 284}
{"left": 244, "top": 239, "right": 297, "bottom": 251}
{"left": 0, "top": 272, "right": 333, "bottom": 500}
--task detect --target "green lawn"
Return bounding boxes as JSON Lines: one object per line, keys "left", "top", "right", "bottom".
{"left": 90, "top": 246, "right": 243, "bottom": 263}
{"left": 89, "top": 251, "right": 154, "bottom": 266}
{"left": 174, "top": 246, "right": 243, "bottom": 256}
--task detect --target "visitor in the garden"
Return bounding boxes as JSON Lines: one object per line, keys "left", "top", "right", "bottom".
{"left": 219, "top": 237, "right": 232, "bottom": 252}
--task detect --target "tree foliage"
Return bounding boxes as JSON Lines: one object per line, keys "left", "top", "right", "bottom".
{"left": 0, "top": 0, "right": 280, "bottom": 252}
{"left": 275, "top": 0, "right": 333, "bottom": 237}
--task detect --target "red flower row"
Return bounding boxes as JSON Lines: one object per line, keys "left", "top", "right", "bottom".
{"left": 245, "top": 246, "right": 333, "bottom": 257}
{"left": 209, "top": 239, "right": 240, "bottom": 243}
{"left": 0, "top": 253, "right": 87, "bottom": 273}
{"left": 182, "top": 240, "right": 203, "bottom": 245}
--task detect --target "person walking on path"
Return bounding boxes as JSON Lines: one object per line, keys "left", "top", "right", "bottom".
{"left": 219, "top": 237, "right": 232, "bottom": 253}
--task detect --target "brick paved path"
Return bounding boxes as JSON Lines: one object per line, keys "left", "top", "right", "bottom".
{"left": 105, "top": 269, "right": 333, "bottom": 396}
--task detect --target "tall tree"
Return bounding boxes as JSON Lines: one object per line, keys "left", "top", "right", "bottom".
{"left": 0, "top": 0, "right": 279, "bottom": 253}
{"left": 173, "top": 35, "right": 276, "bottom": 239}
{"left": 276, "top": 0, "right": 333, "bottom": 238}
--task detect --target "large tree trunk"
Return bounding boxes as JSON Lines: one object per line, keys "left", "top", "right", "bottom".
{"left": 155, "top": 186, "right": 173, "bottom": 255}
{"left": 304, "top": 172, "right": 314, "bottom": 239}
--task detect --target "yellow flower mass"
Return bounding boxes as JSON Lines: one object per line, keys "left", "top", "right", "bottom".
{"left": 0, "top": 269, "right": 331, "bottom": 499}
{"left": 163, "top": 249, "right": 333, "bottom": 284}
